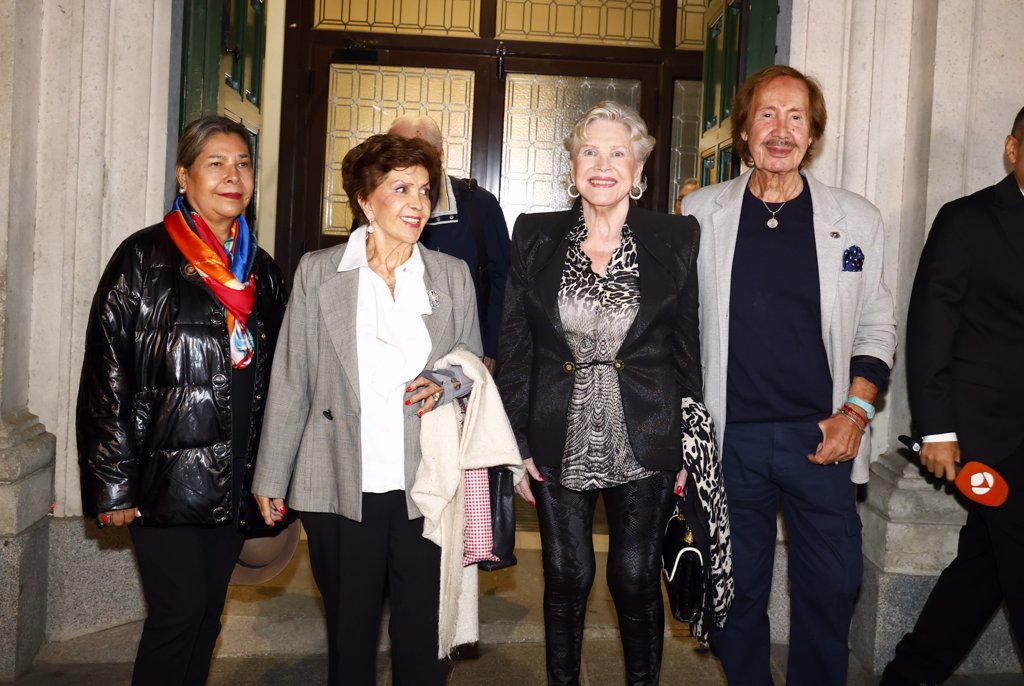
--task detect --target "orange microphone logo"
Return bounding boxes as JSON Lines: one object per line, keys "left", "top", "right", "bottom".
{"left": 898, "top": 435, "right": 1010, "bottom": 507}
{"left": 955, "top": 462, "right": 1009, "bottom": 507}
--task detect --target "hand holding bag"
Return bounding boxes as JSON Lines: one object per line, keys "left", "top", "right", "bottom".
{"left": 662, "top": 493, "right": 704, "bottom": 623}
{"left": 477, "top": 466, "right": 518, "bottom": 571}
{"left": 454, "top": 393, "right": 518, "bottom": 572}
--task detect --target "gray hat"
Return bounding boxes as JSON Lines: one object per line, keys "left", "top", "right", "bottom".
{"left": 231, "top": 520, "right": 302, "bottom": 585}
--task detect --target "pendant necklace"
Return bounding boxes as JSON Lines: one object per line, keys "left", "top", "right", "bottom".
{"left": 761, "top": 198, "right": 787, "bottom": 229}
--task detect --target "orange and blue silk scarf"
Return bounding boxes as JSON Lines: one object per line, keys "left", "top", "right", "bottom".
{"left": 164, "top": 195, "right": 256, "bottom": 368}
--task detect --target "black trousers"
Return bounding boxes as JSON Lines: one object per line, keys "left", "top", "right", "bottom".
{"left": 883, "top": 446, "right": 1024, "bottom": 684}
{"left": 532, "top": 466, "right": 675, "bottom": 686}
{"left": 300, "top": 492, "right": 448, "bottom": 686}
{"left": 129, "top": 523, "right": 245, "bottom": 686}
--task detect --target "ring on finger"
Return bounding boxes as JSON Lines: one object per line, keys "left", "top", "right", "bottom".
{"left": 431, "top": 391, "right": 442, "bottom": 402}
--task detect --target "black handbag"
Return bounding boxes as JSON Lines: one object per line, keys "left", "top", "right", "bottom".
{"left": 662, "top": 494, "right": 704, "bottom": 624}
{"left": 477, "top": 466, "right": 518, "bottom": 571}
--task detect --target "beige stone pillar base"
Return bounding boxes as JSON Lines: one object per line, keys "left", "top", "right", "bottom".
{"left": 0, "top": 412, "right": 55, "bottom": 682}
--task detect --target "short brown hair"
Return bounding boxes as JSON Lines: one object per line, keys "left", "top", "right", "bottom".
{"left": 341, "top": 134, "right": 442, "bottom": 227}
{"left": 732, "top": 65, "right": 828, "bottom": 169}
{"left": 176, "top": 115, "right": 251, "bottom": 174}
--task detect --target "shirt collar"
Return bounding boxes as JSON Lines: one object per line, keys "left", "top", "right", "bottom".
{"left": 338, "top": 226, "right": 371, "bottom": 272}
{"left": 337, "top": 226, "right": 430, "bottom": 313}
{"left": 429, "top": 174, "right": 458, "bottom": 220}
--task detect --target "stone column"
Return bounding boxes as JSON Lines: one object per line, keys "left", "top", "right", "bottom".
{"left": 32, "top": 0, "right": 180, "bottom": 645}
{"left": 855, "top": 0, "right": 1024, "bottom": 674}
{"left": 0, "top": 0, "right": 56, "bottom": 680}
{"left": 782, "top": 0, "right": 1024, "bottom": 675}
{"left": 0, "top": 2, "right": 180, "bottom": 678}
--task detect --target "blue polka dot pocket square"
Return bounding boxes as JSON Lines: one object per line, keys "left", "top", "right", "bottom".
{"left": 842, "top": 245, "right": 865, "bottom": 272}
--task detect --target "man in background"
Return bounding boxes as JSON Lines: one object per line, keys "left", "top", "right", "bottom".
{"left": 882, "top": 106, "right": 1024, "bottom": 685}
{"left": 674, "top": 177, "right": 699, "bottom": 215}
{"left": 389, "top": 116, "right": 510, "bottom": 374}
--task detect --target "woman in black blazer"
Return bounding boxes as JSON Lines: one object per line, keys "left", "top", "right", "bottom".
{"left": 497, "top": 101, "right": 702, "bottom": 685}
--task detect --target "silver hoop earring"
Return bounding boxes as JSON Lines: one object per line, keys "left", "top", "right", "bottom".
{"left": 629, "top": 184, "right": 643, "bottom": 200}
{"left": 568, "top": 183, "right": 580, "bottom": 199}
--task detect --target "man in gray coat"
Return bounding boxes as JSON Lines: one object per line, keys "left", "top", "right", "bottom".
{"left": 682, "top": 65, "right": 896, "bottom": 686}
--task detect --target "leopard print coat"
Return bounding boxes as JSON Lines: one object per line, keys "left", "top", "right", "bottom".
{"left": 680, "top": 397, "right": 734, "bottom": 646}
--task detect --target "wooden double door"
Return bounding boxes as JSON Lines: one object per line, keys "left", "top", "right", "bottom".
{"left": 274, "top": 1, "right": 701, "bottom": 278}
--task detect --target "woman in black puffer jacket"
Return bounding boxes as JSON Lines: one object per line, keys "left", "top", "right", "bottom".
{"left": 76, "top": 115, "right": 287, "bottom": 686}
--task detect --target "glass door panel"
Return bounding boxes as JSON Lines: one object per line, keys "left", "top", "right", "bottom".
{"left": 669, "top": 79, "right": 701, "bottom": 211}
{"left": 499, "top": 73, "right": 641, "bottom": 230}
{"left": 321, "top": 64, "right": 476, "bottom": 235}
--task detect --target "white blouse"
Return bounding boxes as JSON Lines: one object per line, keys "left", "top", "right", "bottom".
{"left": 337, "top": 227, "right": 432, "bottom": 493}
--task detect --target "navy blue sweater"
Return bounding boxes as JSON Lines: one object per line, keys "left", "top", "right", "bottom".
{"left": 726, "top": 181, "right": 833, "bottom": 423}
{"left": 420, "top": 177, "right": 510, "bottom": 360}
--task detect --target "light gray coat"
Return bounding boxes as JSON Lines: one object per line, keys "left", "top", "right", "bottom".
{"left": 681, "top": 170, "right": 897, "bottom": 483}
{"left": 251, "top": 242, "right": 483, "bottom": 520}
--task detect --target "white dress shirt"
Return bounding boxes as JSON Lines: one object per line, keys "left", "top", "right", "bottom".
{"left": 338, "top": 227, "right": 432, "bottom": 493}
{"left": 922, "top": 433, "right": 958, "bottom": 443}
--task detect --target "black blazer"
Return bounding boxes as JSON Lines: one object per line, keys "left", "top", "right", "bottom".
{"left": 497, "top": 202, "right": 702, "bottom": 471}
{"left": 907, "top": 173, "right": 1024, "bottom": 465}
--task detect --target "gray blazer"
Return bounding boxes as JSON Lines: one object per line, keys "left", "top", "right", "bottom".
{"left": 251, "top": 242, "right": 483, "bottom": 520}
{"left": 682, "top": 170, "right": 897, "bottom": 483}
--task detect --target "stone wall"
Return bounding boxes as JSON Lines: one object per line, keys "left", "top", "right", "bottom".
{"left": 0, "top": 1, "right": 180, "bottom": 679}
{"left": 0, "top": 0, "right": 54, "bottom": 680}
{"left": 778, "top": 0, "right": 1024, "bottom": 675}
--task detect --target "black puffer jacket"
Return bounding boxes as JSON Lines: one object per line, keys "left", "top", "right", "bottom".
{"left": 77, "top": 222, "right": 288, "bottom": 527}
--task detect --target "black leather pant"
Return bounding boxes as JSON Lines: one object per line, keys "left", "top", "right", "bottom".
{"left": 534, "top": 466, "right": 676, "bottom": 686}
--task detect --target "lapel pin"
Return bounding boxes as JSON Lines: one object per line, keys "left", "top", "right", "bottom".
{"left": 830, "top": 231, "right": 840, "bottom": 239}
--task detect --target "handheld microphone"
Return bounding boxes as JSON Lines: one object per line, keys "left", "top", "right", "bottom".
{"left": 897, "top": 435, "right": 1009, "bottom": 507}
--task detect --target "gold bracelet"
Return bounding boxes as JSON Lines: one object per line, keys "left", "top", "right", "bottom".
{"left": 841, "top": 403, "right": 869, "bottom": 428}
{"left": 835, "top": 409, "right": 865, "bottom": 434}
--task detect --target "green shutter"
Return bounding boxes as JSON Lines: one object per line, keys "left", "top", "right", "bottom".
{"left": 180, "top": 0, "right": 225, "bottom": 130}
{"left": 744, "top": 0, "right": 778, "bottom": 77}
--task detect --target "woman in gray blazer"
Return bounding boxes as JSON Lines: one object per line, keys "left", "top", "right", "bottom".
{"left": 251, "top": 135, "right": 482, "bottom": 686}
{"left": 681, "top": 66, "right": 896, "bottom": 686}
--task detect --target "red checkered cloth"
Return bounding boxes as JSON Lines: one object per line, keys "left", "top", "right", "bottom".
{"left": 463, "top": 467, "right": 499, "bottom": 566}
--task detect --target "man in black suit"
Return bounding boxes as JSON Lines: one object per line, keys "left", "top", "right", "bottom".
{"left": 882, "top": 106, "right": 1024, "bottom": 685}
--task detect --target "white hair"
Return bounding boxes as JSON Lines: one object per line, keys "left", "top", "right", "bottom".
{"left": 388, "top": 115, "right": 443, "bottom": 151}
{"left": 563, "top": 101, "right": 656, "bottom": 163}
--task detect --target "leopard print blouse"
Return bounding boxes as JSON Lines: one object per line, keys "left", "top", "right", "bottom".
{"left": 557, "top": 211, "right": 656, "bottom": 490}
